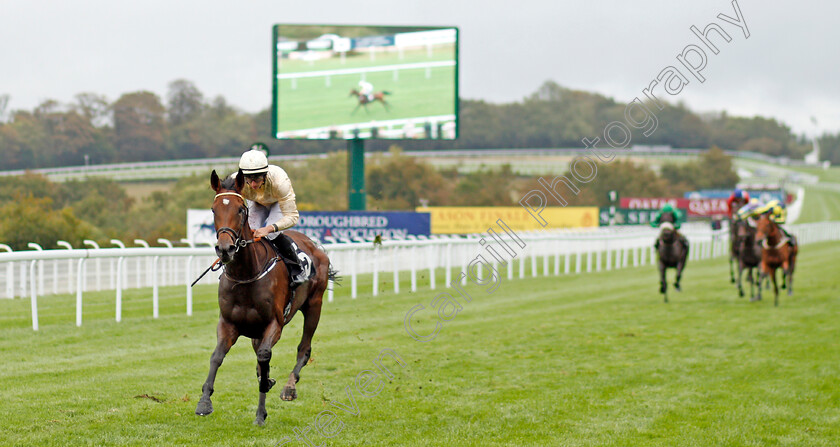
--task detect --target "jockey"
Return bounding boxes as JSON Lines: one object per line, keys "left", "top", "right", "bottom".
{"left": 651, "top": 203, "right": 684, "bottom": 229}
{"left": 234, "top": 143, "right": 308, "bottom": 287}
{"left": 753, "top": 199, "right": 797, "bottom": 247}
{"left": 651, "top": 203, "right": 689, "bottom": 251}
{"left": 358, "top": 80, "right": 374, "bottom": 102}
{"left": 736, "top": 198, "right": 763, "bottom": 226}
{"left": 726, "top": 188, "right": 750, "bottom": 218}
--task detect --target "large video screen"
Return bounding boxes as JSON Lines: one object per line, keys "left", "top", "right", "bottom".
{"left": 272, "top": 25, "right": 458, "bottom": 140}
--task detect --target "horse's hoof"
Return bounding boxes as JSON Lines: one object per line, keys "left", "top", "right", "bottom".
{"left": 280, "top": 385, "right": 297, "bottom": 401}
{"left": 787, "top": 290, "right": 793, "bottom": 297}
{"left": 659, "top": 285, "right": 666, "bottom": 294}
{"left": 750, "top": 296, "right": 759, "bottom": 302}
{"left": 254, "top": 416, "right": 266, "bottom": 426}
{"left": 195, "top": 399, "right": 213, "bottom": 416}
{"left": 730, "top": 278, "right": 735, "bottom": 284}
{"left": 738, "top": 289, "right": 744, "bottom": 297}
{"left": 674, "top": 283, "right": 681, "bottom": 292}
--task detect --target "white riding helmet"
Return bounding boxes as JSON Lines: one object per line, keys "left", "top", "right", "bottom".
{"left": 239, "top": 149, "right": 269, "bottom": 175}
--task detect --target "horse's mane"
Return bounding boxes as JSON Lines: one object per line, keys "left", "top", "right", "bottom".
{"left": 218, "top": 172, "right": 240, "bottom": 191}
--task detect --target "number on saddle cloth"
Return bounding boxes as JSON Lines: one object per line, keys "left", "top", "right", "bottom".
{"left": 272, "top": 234, "right": 314, "bottom": 286}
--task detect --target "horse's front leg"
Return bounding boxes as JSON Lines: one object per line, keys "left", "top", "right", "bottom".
{"left": 196, "top": 318, "right": 239, "bottom": 416}
{"left": 253, "top": 319, "right": 283, "bottom": 426}
{"left": 771, "top": 268, "right": 780, "bottom": 307}
{"left": 748, "top": 267, "right": 755, "bottom": 299}
{"left": 283, "top": 284, "right": 322, "bottom": 402}
{"left": 729, "top": 252, "right": 736, "bottom": 284}
{"left": 674, "top": 256, "right": 686, "bottom": 292}
{"left": 658, "top": 260, "right": 668, "bottom": 302}
{"left": 736, "top": 259, "right": 745, "bottom": 298}
{"left": 753, "top": 264, "right": 767, "bottom": 302}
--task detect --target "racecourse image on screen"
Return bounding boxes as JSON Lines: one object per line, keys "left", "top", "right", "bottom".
{"left": 273, "top": 24, "right": 458, "bottom": 140}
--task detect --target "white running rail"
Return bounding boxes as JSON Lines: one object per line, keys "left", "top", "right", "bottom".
{"left": 2, "top": 221, "right": 839, "bottom": 330}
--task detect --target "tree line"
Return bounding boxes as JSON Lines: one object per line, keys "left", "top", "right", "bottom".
{"left": 0, "top": 146, "right": 737, "bottom": 250}
{"left": 1, "top": 80, "right": 836, "bottom": 170}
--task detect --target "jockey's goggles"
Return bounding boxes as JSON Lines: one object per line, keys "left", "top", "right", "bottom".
{"left": 244, "top": 173, "right": 266, "bottom": 182}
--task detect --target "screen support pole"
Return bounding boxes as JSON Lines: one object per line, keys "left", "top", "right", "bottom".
{"left": 347, "top": 138, "right": 366, "bottom": 210}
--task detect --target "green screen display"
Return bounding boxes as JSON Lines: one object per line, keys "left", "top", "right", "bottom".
{"left": 272, "top": 25, "right": 459, "bottom": 140}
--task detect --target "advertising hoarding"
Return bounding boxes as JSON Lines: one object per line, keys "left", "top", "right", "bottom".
{"left": 620, "top": 197, "right": 729, "bottom": 217}
{"left": 188, "top": 210, "right": 431, "bottom": 245}
{"left": 418, "top": 207, "right": 598, "bottom": 234}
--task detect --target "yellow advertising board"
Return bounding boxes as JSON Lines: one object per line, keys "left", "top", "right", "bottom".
{"left": 416, "top": 206, "right": 598, "bottom": 234}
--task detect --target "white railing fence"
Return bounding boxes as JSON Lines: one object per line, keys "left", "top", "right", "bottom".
{"left": 2, "top": 221, "right": 839, "bottom": 330}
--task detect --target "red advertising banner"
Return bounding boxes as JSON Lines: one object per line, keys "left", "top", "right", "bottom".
{"left": 620, "top": 197, "right": 729, "bottom": 217}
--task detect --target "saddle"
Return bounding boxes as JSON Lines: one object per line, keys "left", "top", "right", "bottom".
{"left": 269, "top": 234, "right": 315, "bottom": 289}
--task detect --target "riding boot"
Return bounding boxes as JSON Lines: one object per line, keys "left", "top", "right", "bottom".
{"left": 680, "top": 234, "right": 689, "bottom": 252}
{"left": 271, "top": 235, "right": 305, "bottom": 289}
{"left": 654, "top": 239, "right": 660, "bottom": 250}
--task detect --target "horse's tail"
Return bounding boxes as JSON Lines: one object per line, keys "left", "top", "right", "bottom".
{"left": 381, "top": 90, "right": 391, "bottom": 95}
{"left": 327, "top": 264, "right": 341, "bottom": 286}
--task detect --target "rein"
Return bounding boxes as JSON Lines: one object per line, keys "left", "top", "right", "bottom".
{"left": 214, "top": 192, "right": 260, "bottom": 254}
{"left": 223, "top": 248, "right": 279, "bottom": 288}
{"left": 759, "top": 218, "right": 789, "bottom": 250}
{"left": 212, "top": 192, "right": 280, "bottom": 288}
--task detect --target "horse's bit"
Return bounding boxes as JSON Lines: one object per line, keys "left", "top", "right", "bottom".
{"left": 214, "top": 192, "right": 260, "bottom": 253}
{"left": 213, "top": 192, "right": 279, "bottom": 287}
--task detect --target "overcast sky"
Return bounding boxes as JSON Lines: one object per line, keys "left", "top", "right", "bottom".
{"left": 2, "top": 0, "right": 838, "bottom": 137}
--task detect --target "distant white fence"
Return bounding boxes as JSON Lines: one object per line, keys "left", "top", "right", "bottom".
{"left": 2, "top": 221, "right": 839, "bottom": 330}
{"left": 0, "top": 148, "right": 821, "bottom": 183}
{"left": 277, "top": 60, "right": 456, "bottom": 80}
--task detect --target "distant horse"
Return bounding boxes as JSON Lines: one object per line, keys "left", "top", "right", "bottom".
{"left": 733, "top": 219, "right": 762, "bottom": 299}
{"left": 728, "top": 217, "right": 741, "bottom": 283}
{"left": 754, "top": 213, "right": 798, "bottom": 306}
{"left": 195, "top": 170, "right": 332, "bottom": 425}
{"left": 349, "top": 88, "right": 391, "bottom": 113}
{"left": 656, "top": 219, "right": 688, "bottom": 303}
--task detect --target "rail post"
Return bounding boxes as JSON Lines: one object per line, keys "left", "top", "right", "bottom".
{"left": 30, "top": 259, "right": 38, "bottom": 331}
{"left": 134, "top": 239, "right": 150, "bottom": 289}
{"left": 111, "top": 240, "right": 126, "bottom": 322}
{"left": 1, "top": 244, "right": 12, "bottom": 299}
{"left": 181, "top": 239, "right": 194, "bottom": 316}
{"left": 83, "top": 240, "right": 101, "bottom": 291}
{"left": 57, "top": 241, "right": 74, "bottom": 294}
{"left": 157, "top": 239, "right": 174, "bottom": 286}
{"left": 27, "top": 243, "right": 45, "bottom": 296}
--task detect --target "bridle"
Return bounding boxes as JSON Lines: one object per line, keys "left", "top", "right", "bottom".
{"left": 214, "top": 192, "right": 260, "bottom": 253}
{"left": 213, "top": 191, "right": 279, "bottom": 287}
{"left": 756, "top": 214, "right": 789, "bottom": 250}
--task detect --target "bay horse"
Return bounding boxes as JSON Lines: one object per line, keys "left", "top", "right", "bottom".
{"left": 754, "top": 213, "right": 798, "bottom": 306}
{"left": 349, "top": 88, "right": 390, "bottom": 113}
{"left": 733, "top": 219, "right": 762, "bottom": 299}
{"left": 727, "top": 197, "right": 749, "bottom": 283}
{"left": 728, "top": 217, "right": 741, "bottom": 283}
{"left": 656, "top": 220, "right": 688, "bottom": 303}
{"left": 195, "top": 170, "right": 331, "bottom": 425}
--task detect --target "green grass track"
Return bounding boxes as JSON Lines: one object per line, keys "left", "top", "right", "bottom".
{"left": 1, "top": 242, "right": 839, "bottom": 446}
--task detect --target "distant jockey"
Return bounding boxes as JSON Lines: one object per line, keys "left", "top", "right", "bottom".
{"left": 726, "top": 188, "right": 750, "bottom": 218}
{"left": 753, "top": 199, "right": 796, "bottom": 248}
{"left": 736, "top": 198, "right": 763, "bottom": 226}
{"left": 651, "top": 203, "right": 685, "bottom": 229}
{"left": 651, "top": 203, "right": 689, "bottom": 251}
{"left": 358, "top": 80, "right": 374, "bottom": 102}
